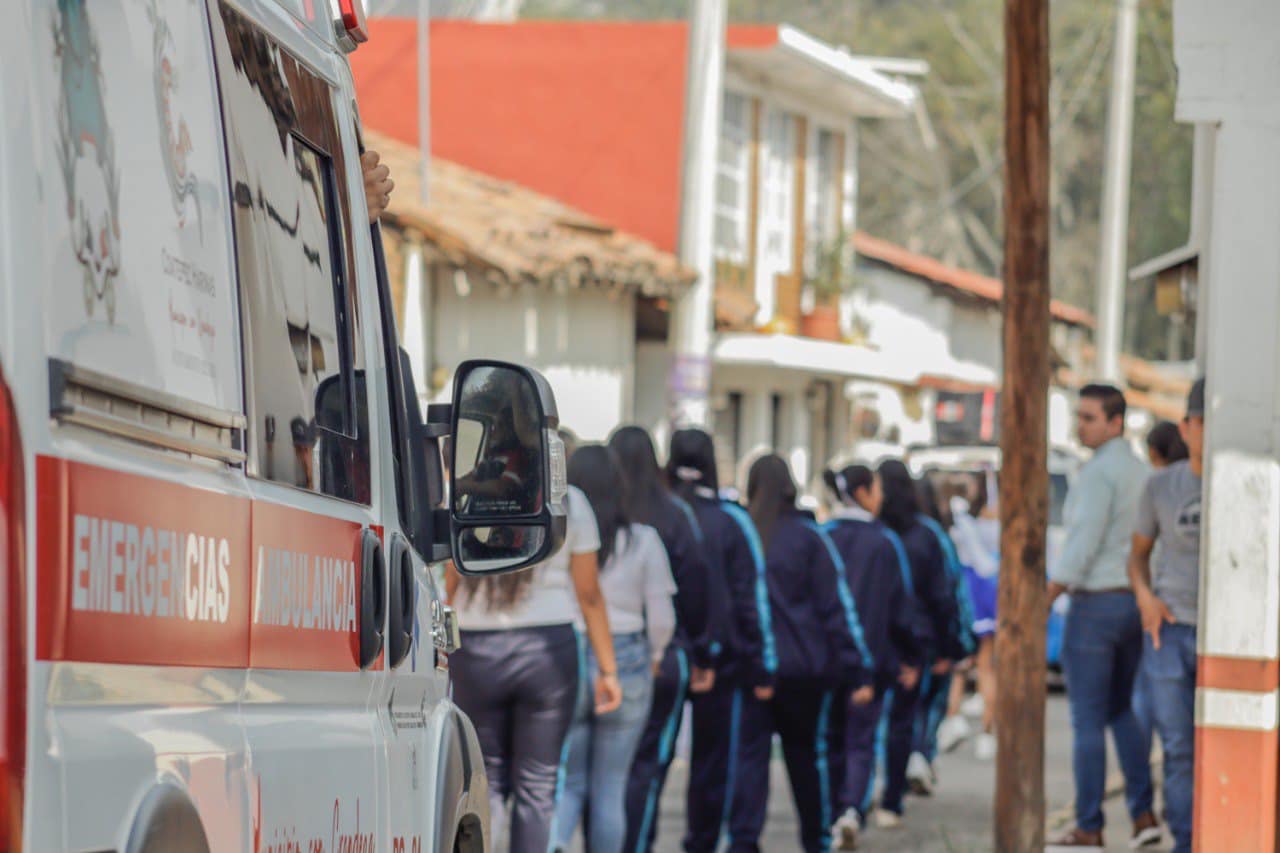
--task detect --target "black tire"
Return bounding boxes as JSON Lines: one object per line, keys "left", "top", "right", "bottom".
{"left": 124, "top": 783, "right": 211, "bottom": 853}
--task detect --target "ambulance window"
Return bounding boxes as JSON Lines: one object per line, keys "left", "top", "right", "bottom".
{"left": 210, "top": 2, "right": 371, "bottom": 503}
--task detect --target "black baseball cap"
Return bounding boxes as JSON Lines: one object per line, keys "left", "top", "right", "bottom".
{"left": 1186, "top": 377, "right": 1205, "bottom": 418}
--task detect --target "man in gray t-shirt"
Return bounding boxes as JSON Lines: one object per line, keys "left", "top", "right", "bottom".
{"left": 1133, "top": 459, "right": 1202, "bottom": 625}
{"left": 1127, "top": 377, "right": 1205, "bottom": 853}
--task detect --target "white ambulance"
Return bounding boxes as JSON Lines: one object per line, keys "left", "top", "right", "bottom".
{"left": 0, "top": 0, "right": 567, "bottom": 849}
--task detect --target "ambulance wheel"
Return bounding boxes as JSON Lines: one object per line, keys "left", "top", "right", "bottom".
{"left": 124, "top": 782, "right": 211, "bottom": 853}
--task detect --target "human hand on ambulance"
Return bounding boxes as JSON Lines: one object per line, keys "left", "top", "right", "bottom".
{"left": 361, "top": 150, "right": 394, "bottom": 224}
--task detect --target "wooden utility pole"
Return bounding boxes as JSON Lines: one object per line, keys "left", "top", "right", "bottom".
{"left": 997, "top": 0, "right": 1050, "bottom": 850}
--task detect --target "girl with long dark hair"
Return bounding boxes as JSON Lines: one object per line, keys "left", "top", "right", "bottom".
{"left": 726, "top": 454, "right": 874, "bottom": 853}
{"left": 607, "top": 426, "right": 722, "bottom": 853}
{"left": 447, "top": 449, "right": 622, "bottom": 852}
{"left": 822, "top": 465, "right": 929, "bottom": 849}
{"left": 872, "top": 459, "right": 963, "bottom": 828}
{"left": 905, "top": 473, "right": 978, "bottom": 795}
{"left": 551, "top": 444, "right": 676, "bottom": 853}
{"left": 665, "top": 429, "right": 774, "bottom": 853}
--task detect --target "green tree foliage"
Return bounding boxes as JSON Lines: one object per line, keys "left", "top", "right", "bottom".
{"left": 520, "top": 0, "right": 1192, "bottom": 358}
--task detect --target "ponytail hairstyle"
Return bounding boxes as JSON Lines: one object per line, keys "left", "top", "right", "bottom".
{"left": 667, "top": 428, "right": 720, "bottom": 504}
{"left": 823, "top": 468, "right": 849, "bottom": 505}
{"left": 568, "top": 444, "right": 630, "bottom": 569}
{"left": 839, "top": 464, "right": 876, "bottom": 509}
{"left": 747, "top": 454, "right": 797, "bottom": 551}
{"left": 877, "top": 459, "right": 919, "bottom": 534}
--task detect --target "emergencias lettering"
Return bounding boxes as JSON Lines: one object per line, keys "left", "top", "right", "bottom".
{"left": 252, "top": 546, "right": 357, "bottom": 633}
{"left": 70, "top": 514, "right": 231, "bottom": 622}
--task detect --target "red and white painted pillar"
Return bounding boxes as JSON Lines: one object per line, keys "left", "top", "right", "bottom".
{"left": 1174, "top": 1, "right": 1280, "bottom": 848}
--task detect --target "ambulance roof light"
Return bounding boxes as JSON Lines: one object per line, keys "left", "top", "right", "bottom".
{"left": 335, "top": 0, "right": 369, "bottom": 53}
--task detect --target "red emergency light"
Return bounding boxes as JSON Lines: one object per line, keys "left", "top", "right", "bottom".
{"left": 337, "top": 0, "right": 369, "bottom": 50}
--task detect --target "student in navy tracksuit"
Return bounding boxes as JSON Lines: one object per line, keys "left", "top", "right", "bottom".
{"left": 609, "top": 426, "right": 723, "bottom": 853}
{"left": 908, "top": 474, "right": 977, "bottom": 792}
{"left": 822, "top": 465, "right": 929, "bottom": 849}
{"left": 875, "top": 460, "right": 964, "bottom": 825}
{"left": 726, "top": 454, "right": 875, "bottom": 853}
{"left": 665, "top": 429, "right": 773, "bottom": 853}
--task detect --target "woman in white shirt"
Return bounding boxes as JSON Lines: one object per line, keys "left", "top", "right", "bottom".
{"left": 552, "top": 445, "right": 676, "bottom": 853}
{"left": 447, "top": 475, "right": 621, "bottom": 853}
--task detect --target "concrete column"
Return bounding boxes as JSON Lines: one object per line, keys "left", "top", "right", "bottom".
{"left": 740, "top": 387, "right": 773, "bottom": 487}
{"left": 1193, "top": 115, "right": 1280, "bottom": 850}
{"left": 788, "top": 391, "right": 812, "bottom": 494}
{"left": 1191, "top": 122, "right": 1216, "bottom": 371}
{"left": 668, "top": 0, "right": 728, "bottom": 428}
{"left": 1094, "top": 0, "right": 1140, "bottom": 382}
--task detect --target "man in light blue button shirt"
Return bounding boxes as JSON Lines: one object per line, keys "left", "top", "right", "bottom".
{"left": 1046, "top": 385, "right": 1161, "bottom": 851}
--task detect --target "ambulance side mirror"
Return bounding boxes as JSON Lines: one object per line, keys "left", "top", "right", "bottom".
{"left": 446, "top": 360, "right": 567, "bottom": 575}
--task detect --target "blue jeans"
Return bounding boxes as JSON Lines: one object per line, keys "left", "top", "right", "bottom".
{"left": 553, "top": 632, "right": 654, "bottom": 853}
{"left": 1143, "top": 624, "right": 1196, "bottom": 853}
{"left": 1062, "top": 591, "right": 1153, "bottom": 832}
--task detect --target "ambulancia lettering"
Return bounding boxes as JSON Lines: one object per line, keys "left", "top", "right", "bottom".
{"left": 252, "top": 546, "right": 357, "bottom": 633}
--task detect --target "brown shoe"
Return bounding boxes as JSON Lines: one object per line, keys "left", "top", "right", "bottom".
{"left": 1131, "top": 812, "right": 1163, "bottom": 848}
{"left": 1045, "top": 827, "right": 1104, "bottom": 852}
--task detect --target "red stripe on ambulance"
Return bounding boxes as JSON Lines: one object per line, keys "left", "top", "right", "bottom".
{"left": 37, "top": 456, "right": 373, "bottom": 671}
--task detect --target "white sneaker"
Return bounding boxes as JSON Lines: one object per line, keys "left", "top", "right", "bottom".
{"left": 874, "top": 808, "right": 902, "bottom": 830}
{"left": 906, "top": 751, "right": 934, "bottom": 796}
{"left": 959, "top": 692, "right": 985, "bottom": 719}
{"left": 974, "top": 731, "right": 996, "bottom": 761}
{"left": 936, "top": 713, "right": 973, "bottom": 753}
{"left": 831, "top": 808, "right": 861, "bottom": 850}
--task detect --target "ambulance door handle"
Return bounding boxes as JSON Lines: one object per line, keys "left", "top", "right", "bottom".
{"left": 359, "top": 529, "right": 386, "bottom": 670}
{"left": 387, "top": 534, "right": 415, "bottom": 670}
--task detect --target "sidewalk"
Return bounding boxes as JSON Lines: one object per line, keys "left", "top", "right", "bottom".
{"left": 640, "top": 693, "right": 1172, "bottom": 852}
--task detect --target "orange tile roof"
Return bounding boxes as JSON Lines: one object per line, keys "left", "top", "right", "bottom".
{"left": 852, "top": 231, "right": 1096, "bottom": 328}
{"left": 367, "top": 130, "right": 694, "bottom": 295}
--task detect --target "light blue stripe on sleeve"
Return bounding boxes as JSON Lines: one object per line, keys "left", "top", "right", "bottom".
{"left": 805, "top": 520, "right": 875, "bottom": 671}
{"left": 721, "top": 502, "right": 777, "bottom": 674}
{"left": 880, "top": 527, "right": 915, "bottom": 597}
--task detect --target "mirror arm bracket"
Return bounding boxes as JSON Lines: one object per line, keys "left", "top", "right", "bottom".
{"left": 430, "top": 508, "right": 452, "bottom": 563}
{"left": 423, "top": 403, "right": 452, "bottom": 440}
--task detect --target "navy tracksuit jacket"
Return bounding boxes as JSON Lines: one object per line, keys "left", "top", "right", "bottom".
{"left": 682, "top": 493, "right": 772, "bottom": 853}
{"left": 875, "top": 519, "right": 964, "bottom": 815}
{"left": 912, "top": 515, "right": 979, "bottom": 763}
{"left": 825, "top": 511, "right": 930, "bottom": 819}
{"left": 624, "top": 493, "right": 721, "bottom": 853}
{"left": 726, "top": 510, "right": 873, "bottom": 853}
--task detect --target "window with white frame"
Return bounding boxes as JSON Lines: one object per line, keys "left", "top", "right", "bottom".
{"left": 760, "top": 107, "right": 796, "bottom": 276}
{"left": 714, "top": 91, "right": 751, "bottom": 264}
{"left": 806, "top": 127, "right": 840, "bottom": 276}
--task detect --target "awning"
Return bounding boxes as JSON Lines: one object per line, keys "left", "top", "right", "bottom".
{"left": 712, "top": 331, "right": 1007, "bottom": 389}
{"left": 727, "top": 25, "right": 918, "bottom": 119}
{"left": 1129, "top": 243, "right": 1199, "bottom": 281}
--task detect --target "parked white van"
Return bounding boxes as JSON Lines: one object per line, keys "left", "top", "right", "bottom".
{"left": 0, "top": 0, "right": 566, "bottom": 849}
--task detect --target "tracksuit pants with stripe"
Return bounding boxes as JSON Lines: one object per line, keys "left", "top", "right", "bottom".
{"left": 683, "top": 679, "right": 743, "bottom": 853}
{"left": 838, "top": 689, "right": 885, "bottom": 821}
{"left": 726, "top": 682, "right": 845, "bottom": 853}
{"left": 913, "top": 669, "right": 951, "bottom": 763}
{"left": 880, "top": 681, "right": 922, "bottom": 815}
{"left": 624, "top": 645, "right": 690, "bottom": 853}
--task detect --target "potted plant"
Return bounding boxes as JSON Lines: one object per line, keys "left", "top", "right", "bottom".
{"left": 801, "top": 231, "right": 856, "bottom": 341}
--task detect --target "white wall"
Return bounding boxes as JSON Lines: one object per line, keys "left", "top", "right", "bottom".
{"left": 427, "top": 267, "right": 637, "bottom": 442}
